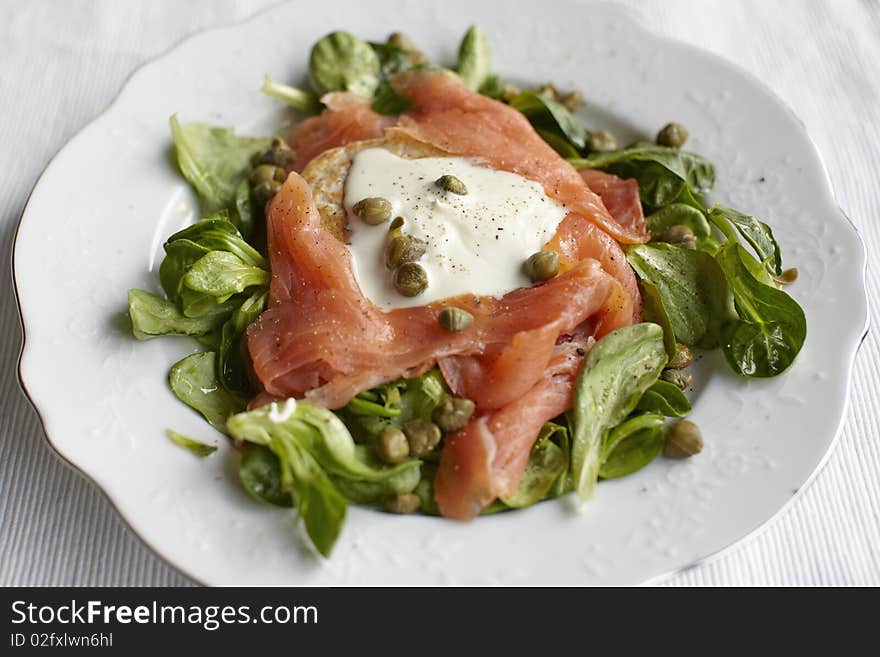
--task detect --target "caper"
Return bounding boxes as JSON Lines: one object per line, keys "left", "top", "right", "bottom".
{"left": 403, "top": 419, "right": 442, "bottom": 457}
{"left": 524, "top": 250, "right": 560, "bottom": 282}
{"left": 257, "top": 137, "right": 297, "bottom": 171}
{"left": 435, "top": 174, "right": 468, "bottom": 195}
{"left": 389, "top": 216, "right": 404, "bottom": 231}
{"left": 376, "top": 425, "right": 409, "bottom": 464}
{"left": 560, "top": 89, "right": 585, "bottom": 112}
{"left": 659, "top": 224, "right": 696, "bottom": 250}
{"left": 393, "top": 262, "right": 428, "bottom": 297}
{"left": 537, "top": 83, "right": 559, "bottom": 100}
{"left": 773, "top": 267, "right": 799, "bottom": 286}
{"left": 387, "top": 32, "right": 427, "bottom": 64}
{"left": 438, "top": 307, "right": 473, "bottom": 333}
{"left": 656, "top": 122, "right": 689, "bottom": 148}
{"left": 352, "top": 197, "right": 392, "bottom": 225}
{"left": 588, "top": 130, "right": 619, "bottom": 153}
{"left": 385, "top": 234, "right": 427, "bottom": 270}
{"left": 383, "top": 492, "right": 421, "bottom": 514}
{"left": 250, "top": 163, "right": 287, "bottom": 186}
{"left": 661, "top": 368, "right": 692, "bottom": 390}
{"left": 668, "top": 343, "right": 693, "bottom": 369}
{"left": 250, "top": 164, "right": 287, "bottom": 208}
{"left": 252, "top": 180, "right": 283, "bottom": 208}
{"left": 432, "top": 397, "right": 476, "bottom": 433}
{"left": 664, "top": 420, "right": 703, "bottom": 459}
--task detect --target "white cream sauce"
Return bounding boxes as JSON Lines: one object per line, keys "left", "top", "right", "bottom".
{"left": 343, "top": 148, "right": 569, "bottom": 310}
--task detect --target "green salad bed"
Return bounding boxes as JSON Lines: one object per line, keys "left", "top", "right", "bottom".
{"left": 127, "top": 27, "right": 805, "bottom": 556}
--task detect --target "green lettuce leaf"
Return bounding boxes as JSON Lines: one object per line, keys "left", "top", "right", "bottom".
{"left": 239, "top": 444, "right": 294, "bottom": 507}
{"left": 218, "top": 288, "right": 267, "bottom": 395}
{"left": 178, "top": 287, "right": 242, "bottom": 320}
{"left": 128, "top": 289, "right": 223, "bottom": 340}
{"left": 636, "top": 380, "right": 691, "bottom": 417}
{"left": 456, "top": 25, "right": 491, "bottom": 91}
{"left": 570, "top": 143, "right": 715, "bottom": 209}
{"left": 709, "top": 204, "right": 782, "bottom": 276}
{"left": 638, "top": 280, "right": 677, "bottom": 360}
{"left": 645, "top": 202, "right": 712, "bottom": 240}
{"left": 308, "top": 31, "right": 381, "bottom": 97}
{"left": 168, "top": 352, "right": 246, "bottom": 432}
{"left": 170, "top": 116, "right": 269, "bottom": 215}
{"left": 368, "top": 40, "right": 418, "bottom": 114}
{"left": 227, "top": 401, "right": 422, "bottom": 556}
{"left": 163, "top": 214, "right": 266, "bottom": 268}
{"left": 183, "top": 251, "right": 270, "bottom": 303}
{"left": 510, "top": 90, "right": 589, "bottom": 154}
{"left": 627, "top": 243, "right": 732, "bottom": 348}
{"left": 500, "top": 421, "right": 570, "bottom": 508}
{"left": 341, "top": 369, "right": 447, "bottom": 442}
{"left": 715, "top": 243, "right": 806, "bottom": 377}
{"left": 165, "top": 429, "right": 218, "bottom": 457}
{"left": 599, "top": 413, "right": 666, "bottom": 479}
{"left": 570, "top": 323, "right": 667, "bottom": 504}
{"left": 260, "top": 75, "right": 320, "bottom": 114}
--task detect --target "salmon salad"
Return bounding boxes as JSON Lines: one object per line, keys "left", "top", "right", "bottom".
{"left": 128, "top": 27, "right": 806, "bottom": 556}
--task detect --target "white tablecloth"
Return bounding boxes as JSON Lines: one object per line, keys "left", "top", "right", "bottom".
{"left": 1, "top": 0, "right": 878, "bottom": 586}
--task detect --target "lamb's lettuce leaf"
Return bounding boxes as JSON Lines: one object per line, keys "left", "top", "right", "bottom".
{"left": 227, "top": 401, "right": 422, "bottom": 556}
{"left": 308, "top": 31, "right": 381, "bottom": 97}
{"left": 218, "top": 288, "right": 267, "bottom": 396}
{"left": 500, "top": 421, "right": 570, "bottom": 508}
{"left": 165, "top": 429, "right": 218, "bottom": 457}
{"left": 570, "top": 143, "right": 715, "bottom": 207}
{"left": 645, "top": 203, "right": 712, "bottom": 240}
{"left": 128, "top": 289, "right": 225, "bottom": 340}
{"left": 636, "top": 380, "right": 691, "bottom": 417}
{"left": 570, "top": 323, "right": 667, "bottom": 505}
{"left": 599, "top": 413, "right": 666, "bottom": 479}
{"left": 638, "top": 280, "right": 677, "bottom": 360}
{"left": 510, "top": 90, "right": 589, "bottom": 155}
{"left": 716, "top": 243, "right": 806, "bottom": 377}
{"left": 456, "top": 25, "right": 491, "bottom": 91}
{"left": 627, "top": 243, "right": 732, "bottom": 348}
{"left": 260, "top": 75, "right": 320, "bottom": 114}
{"left": 168, "top": 352, "right": 246, "bottom": 432}
{"left": 183, "top": 251, "right": 270, "bottom": 303}
{"left": 709, "top": 204, "right": 782, "bottom": 276}
{"left": 340, "top": 369, "right": 447, "bottom": 441}
{"left": 239, "top": 444, "right": 294, "bottom": 507}
{"left": 131, "top": 212, "right": 269, "bottom": 398}
{"left": 170, "top": 116, "right": 269, "bottom": 215}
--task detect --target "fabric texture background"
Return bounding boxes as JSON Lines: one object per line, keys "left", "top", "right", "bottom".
{"left": 1, "top": 0, "right": 877, "bottom": 586}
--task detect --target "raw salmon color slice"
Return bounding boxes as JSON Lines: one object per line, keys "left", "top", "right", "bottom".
{"left": 246, "top": 72, "right": 651, "bottom": 518}
{"left": 579, "top": 169, "right": 646, "bottom": 238}
{"left": 289, "top": 92, "right": 394, "bottom": 172}
{"left": 247, "top": 174, "right": 624, "bottom": 411}
{"left": 434, "top": 340, "right": 587, "bottom": 520}
{"left": 390, "top": 71, "right": 649, "bottom": 245}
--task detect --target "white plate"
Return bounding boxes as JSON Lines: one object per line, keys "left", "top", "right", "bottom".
{"left": 13, "top": 0, "right": 868, "bottom": 585}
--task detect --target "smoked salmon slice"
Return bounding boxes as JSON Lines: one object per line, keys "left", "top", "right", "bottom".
{"left": 579, "top": 169, "right": 646, "bottom": 238}
{"left": 434, "top": 340, "right": 587, "bottom": 520}
{"left": 387, "top": 71, "right": 642, "bottom": 318}
{"left": 247, "top": 71, "right": 649, "bottom": 519}
{"left": 247, "top": 173, "right": 622, "bottom": 410}
{"left": 390, "top": 72, "right": 649, "bottom": 246}
{"left": 290, "top": 92, "right": 393, "bottom": 172}
{"left": 287, "top": 73, "right": 642, "bottom": 320}
{"left": 546, "top": 213, "right": 640, "bottom": 324}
